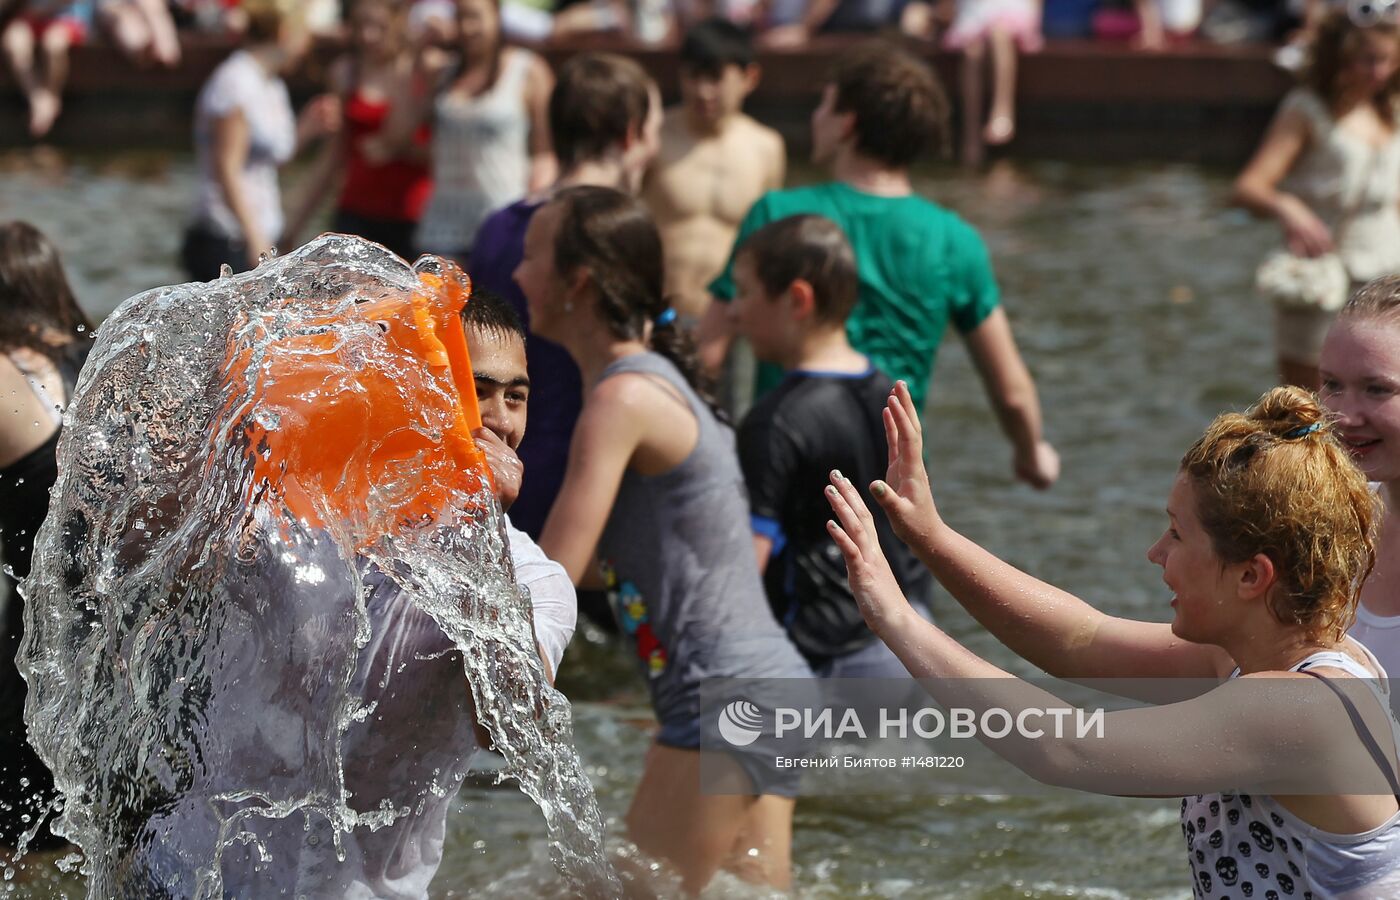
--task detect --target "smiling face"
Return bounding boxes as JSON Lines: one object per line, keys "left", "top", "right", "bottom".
{"left": 456, "top": 0, "right": 500, "bottom": 55}
{"left": 1320, "top": 315, "right": 1400, "bottom": 482}
{"left": 1146, "top": 474, "right": 1241, "bottom": 643}
{"left": 1342, "top": 27, "right": 1400, "bottom": 98}
{"left": 465, "top": 325, "right": 529, "bottom": 449}
{"left": 350, "top": 0, "right": 396, "bottom": 57}
{"left": 513, "top": 203, "right": 569, "bottom": 344}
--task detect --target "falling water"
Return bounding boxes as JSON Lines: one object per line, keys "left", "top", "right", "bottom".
{"left": 16, "top": 236, "right": 619, "bottom": 897}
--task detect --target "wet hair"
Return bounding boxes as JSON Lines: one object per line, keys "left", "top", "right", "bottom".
{"left": 1301, "top": 11, "right": 1400, "bottom": 126}
{"left": 1179, "top": 387, "right": 1378, "bottom": 643}
{"left": 1339, "top": 273, "right": 1400, "bottom": 322}
{"left": 546, "top": 185, "right": 721, "bottom": 418}
{"left": 0, "top": 221, "right": 92, "bottom": 364}
{"left": 830, "top": 41, "right": 950, "bottom": 166}
{"left": 550, "top": 53, "right": 654, "bottom": 171}
{"left": 736, "top": 215, "right": 858, "bottom": 325}
{"left": 680, "top": 18, "right": 754, "bottom": 77}
{"left": 461, "top": 286, "right": 525, "bottom": 345}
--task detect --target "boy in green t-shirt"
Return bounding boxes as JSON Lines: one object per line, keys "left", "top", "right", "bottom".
{"left": 697, "top": 41, "right": 1059, "bottom": 489}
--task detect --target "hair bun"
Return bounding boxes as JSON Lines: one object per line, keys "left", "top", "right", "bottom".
{"left": 1247, "top": 385, "right": 1329, "bottom": 439}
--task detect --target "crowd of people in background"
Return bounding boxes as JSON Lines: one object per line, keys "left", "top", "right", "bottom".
{"left": 4, "top": 0, "right": 1400, "bottom": 897}
{"left": 0, "top": 0, "right": 1358, "bottom": 140}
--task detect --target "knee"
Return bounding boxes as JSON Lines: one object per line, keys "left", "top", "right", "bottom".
{"left": 2, "top": 22, "right": 33, "bottom": 55}
{"left": 39, "top": 27, "right": 71, "bottom": 57}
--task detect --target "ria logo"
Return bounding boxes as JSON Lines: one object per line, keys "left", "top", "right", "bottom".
{"left": 717, "top": 700, "right": 763, "bottom": 747}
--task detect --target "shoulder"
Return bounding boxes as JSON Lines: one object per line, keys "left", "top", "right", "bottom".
{"left": 514, "top": 47, "right": 551, "bottom": 83}
{"left": 1277, "top": 87, "right": 1329, "bottom": 131}
{"left": 736, "top": 114, "right": 783, "bottom": 149}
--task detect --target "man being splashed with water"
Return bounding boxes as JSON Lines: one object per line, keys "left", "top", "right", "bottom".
{"left": 18, "top": 239, "right": 611, "bottom": 898}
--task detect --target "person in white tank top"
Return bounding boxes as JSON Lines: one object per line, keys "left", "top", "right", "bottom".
{"left": 823, "top": 381, "right": 1400, "bottom": 898}
{"left": 367, "top": 0, "right": 555, "bottom": 262}
{"left": 1320, "top": 277, "right": 1400, "bottom": 684}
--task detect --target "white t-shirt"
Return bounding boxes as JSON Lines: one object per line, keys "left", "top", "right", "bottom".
{"left": 191, "top": 50, "right": 295, "bottom": 244}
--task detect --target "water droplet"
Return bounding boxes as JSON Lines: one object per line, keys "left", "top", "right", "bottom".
{"left": 76, "top": 324, "right": 85, "bottom": 332}
{"left": 219, "top": 263, "right": 233, "bottom": 279}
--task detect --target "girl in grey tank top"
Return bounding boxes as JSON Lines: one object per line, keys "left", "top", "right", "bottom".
{"left": 519, "top": 186, "right": 811, "bottom": 894}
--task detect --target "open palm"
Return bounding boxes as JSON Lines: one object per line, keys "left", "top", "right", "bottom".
{"left": 875, "top": 381, "right": 941, "bottom": 547}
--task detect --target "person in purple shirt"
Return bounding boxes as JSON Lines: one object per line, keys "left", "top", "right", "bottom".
{"left": 470, "top": 52, "right": 661, "bottom": 538}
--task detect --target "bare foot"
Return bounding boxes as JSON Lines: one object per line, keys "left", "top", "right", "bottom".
{"left": 28, "top": 88, "right": 60, "bottom": 138}
{"left": 984, "top": 114, "right": 1015, "bottom": 146}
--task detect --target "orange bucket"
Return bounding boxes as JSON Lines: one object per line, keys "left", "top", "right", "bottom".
{"left": 231, "top": 262, "right": 492, "bottom": 538}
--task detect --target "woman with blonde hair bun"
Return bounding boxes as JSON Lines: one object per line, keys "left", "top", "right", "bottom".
{"left": 825, "top": 380, "right": 1400, "bottom": 897}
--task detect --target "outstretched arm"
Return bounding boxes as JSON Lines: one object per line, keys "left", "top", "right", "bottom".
{"left": 824, "top": 470, "right": 1385, "bottom": 798}
{"left": 860, "top": 382, "right": 1231, "bottom": 682}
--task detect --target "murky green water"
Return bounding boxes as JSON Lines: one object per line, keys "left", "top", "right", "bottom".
{"left": 0, "top": 151, "right": 1280, "bottom": 898}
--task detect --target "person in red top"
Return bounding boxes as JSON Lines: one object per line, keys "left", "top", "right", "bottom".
{"left": 286, "top": 0, "right": 431, "bottom": 260}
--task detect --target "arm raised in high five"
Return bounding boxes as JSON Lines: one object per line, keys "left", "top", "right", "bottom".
{"left": 864, "top": 382, "right": 1231, "bottom": 681}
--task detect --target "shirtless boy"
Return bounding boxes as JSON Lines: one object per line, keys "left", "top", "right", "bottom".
{"left": 643, "top": 18, "right": 785, "bottom": 323}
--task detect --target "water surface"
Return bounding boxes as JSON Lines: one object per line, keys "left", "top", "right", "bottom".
{"left": 0, "top": 151, "right": 1279, "bottom": 899}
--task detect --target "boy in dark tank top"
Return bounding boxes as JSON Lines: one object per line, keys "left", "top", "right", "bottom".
{"left": 732, "top": 214, "right": 935, "bottom": 677}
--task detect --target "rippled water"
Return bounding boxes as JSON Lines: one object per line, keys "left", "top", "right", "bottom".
{"left": 0, "top": 150, "right": 1280, "bottom": 898}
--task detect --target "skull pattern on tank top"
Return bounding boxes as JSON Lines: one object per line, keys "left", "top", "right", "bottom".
{"left": 1181, "top": 647, "right": 1400, "bottom": 900}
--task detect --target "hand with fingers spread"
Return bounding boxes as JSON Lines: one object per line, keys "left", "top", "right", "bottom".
{"left": 870, "top": 380, "right": 944, "bottom": 551}
{"left": 825, "top": 470, "right": 914, "bottom": 637}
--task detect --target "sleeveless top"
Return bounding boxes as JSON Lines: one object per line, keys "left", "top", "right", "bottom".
{"left": 594, "top": 352, "right": 811, "bottom": 722}
{"left": 1280, "top": 88, "right": 1400, "bottom": 283}
{"left": 415, "top": 49, "right": 534, "bottom": 256}
{"left": 1182, "top": 645, "right": 1400, "bottom": 899}
{"left": 0, "top": 345, "right": 85, "bottom": 850}
{"left": 339, "top": 78, "right": 433, "bottom": 224}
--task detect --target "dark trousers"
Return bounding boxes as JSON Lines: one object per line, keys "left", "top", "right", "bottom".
{"left": 330, "top": 210, "right": 420, "bottom": 263}
{"left": 179, "top": 225, "right": 247, "bottom": 283}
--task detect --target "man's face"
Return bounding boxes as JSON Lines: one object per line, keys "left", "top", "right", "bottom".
{"left": 465, "top": 326, "right": 530, "bottom": 449}
{"left": 679, "top": 63, "right": 754, "bottom": 127}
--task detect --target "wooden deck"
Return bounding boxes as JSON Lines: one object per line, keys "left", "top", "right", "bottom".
{"left": 0, "top": 35, "right": 1292, "bottom": 163}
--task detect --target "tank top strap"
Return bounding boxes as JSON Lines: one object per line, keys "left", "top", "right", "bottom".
{"left": 495, "top": 48, "right": 533, "bottom": 93}
{"left": 599, "top": 350, "right": 701, "bottom": 415}
{"left": 6, "top": 353, "right": 64, "bottom": 427}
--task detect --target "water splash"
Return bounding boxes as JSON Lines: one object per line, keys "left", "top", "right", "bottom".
{"left": 17, "top": 236, "right": 619, "bottom": 898}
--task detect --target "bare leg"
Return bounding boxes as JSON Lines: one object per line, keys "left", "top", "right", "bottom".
{"left": 99, "top": 3, "right": 153, "bottom": 66}
{"left": 984, "top": 26, "right": 1018, "bottom": 145}
{"left": 30, "top": 24, "right": 72, "bottom": 137}
{"left": 624, "top": 742, "right": 792, "bottom": 895}
{"left": 959, "top": 39, "right": 986, "bottom": 166}
{"left": 725, "top": 794, "right": 796, "bottom": 890}
{"left": 2, "top": 21, "right": 43, "bottom": 132}
{"left": 1279, "top": 358, "right": 1320, "bottom": 391}
{"left": 140, "top": 0, "right": 183, "bottom": 68}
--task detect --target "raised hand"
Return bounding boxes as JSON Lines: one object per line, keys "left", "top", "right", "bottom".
{"left": 473, "top": 427, "right": 523, "bottom": 511}
{"left": 825, "top": 470, "right": 912, "bottom": 636}
{"left": 871, "top": 381, "right": 942, "bottom": 549}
